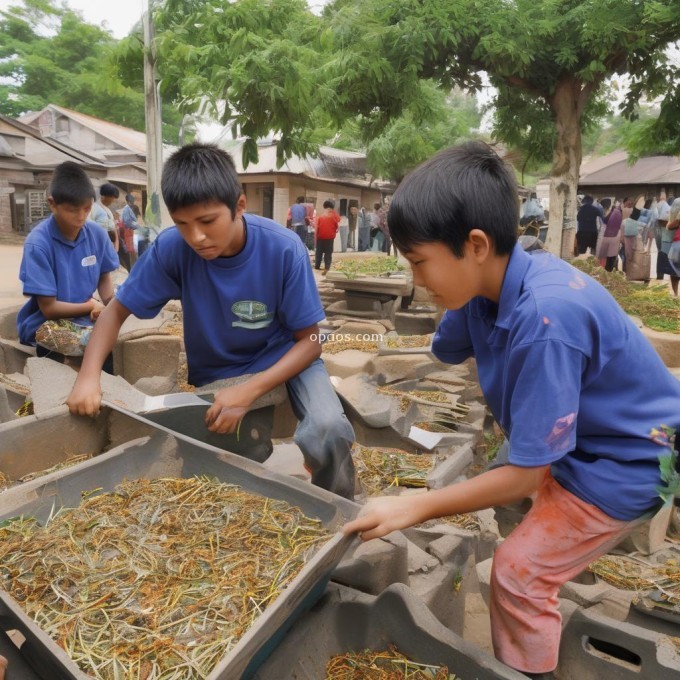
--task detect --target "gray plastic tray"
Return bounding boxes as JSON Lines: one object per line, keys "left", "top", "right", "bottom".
{"left": 0, "top": 408, "right": 359, "bottom": 680}
{"left": 254, "top": 582, "right": 527, "bottom": 679}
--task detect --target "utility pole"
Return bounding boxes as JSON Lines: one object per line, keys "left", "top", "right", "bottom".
{"left": 143, "top": 0, "right": 170, "bottom": 233}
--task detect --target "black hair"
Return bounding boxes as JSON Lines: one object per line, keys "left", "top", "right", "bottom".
{"left": 600, "top": 198, "right": 612, "bottom": 211}
{"left": 388, "top": 142, "right": 518, "bottom": 257}
{"left": 99, "top": 183, "right": 119, "bottom": 198}
{"left": 583, "top": 195, "right": 594, "bottom": 204}
{"left": 373, "top": 203, "right": 381, "bottom": 210}
{"left": 644, "top": 198, "right": 653, "bottom": 210}
{"left": 296, "top": 196, "right": 305, "bottom": 203}
{"left": 162, "top": 142, "right": 241, "bottom": 216}
{"left": 323, "top": 199, "right": 334, "bottom": 209}
{"left": 48, "top": 161, "right": 96, "bottom": 206}
{"left": 125, "top": 193, "right": 135, "bottom": 203}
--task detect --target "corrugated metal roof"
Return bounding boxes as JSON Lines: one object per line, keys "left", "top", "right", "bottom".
{"left": 579, "top": 150, "right": 680, "bottom": 186}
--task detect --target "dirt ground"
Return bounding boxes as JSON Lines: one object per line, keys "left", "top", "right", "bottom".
{"left": 0, "top": 240, "right": 25, "bottom": 308}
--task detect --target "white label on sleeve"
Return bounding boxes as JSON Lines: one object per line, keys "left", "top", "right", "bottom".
{"left": 81, "top": 255, "right": 97, "bottom": 267}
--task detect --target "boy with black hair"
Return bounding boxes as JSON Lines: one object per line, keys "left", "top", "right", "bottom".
{"left": 17, "top": 162, "right": 119, "bottom": 361}
{"left": 344, "top": 141, "right": 680, "bottom": 677}
{"left": 67, "top": 143, "right": 356, "bottom": 499}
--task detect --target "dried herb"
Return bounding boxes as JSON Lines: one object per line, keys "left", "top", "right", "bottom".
{"left": 354, "top": 445, "right": 436, "bottom": 496}
{"left": 326, "top": 646, "right": 455, "bottom": 679}
{"left": 588, "top": 554, "right": 680, "bottom": 603}
{"left": 0, "top": 477, "right": 330, "bottom": 679}
{"left": 385, "top": 335, "right": 432, "bottom": 349}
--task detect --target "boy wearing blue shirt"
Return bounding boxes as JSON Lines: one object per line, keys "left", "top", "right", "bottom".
{"left": 344, "top": 142, "right": 680, "bottom": 678}
{"left": 17, "top": 162, "right": 118, "bottom": 359}
{"left": 67, "top": 143, "right": 356, "bottom": 499}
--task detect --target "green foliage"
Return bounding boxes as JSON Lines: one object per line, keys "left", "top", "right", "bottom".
{"left": 652, "top": 425, "right": 679, "bottom": 505}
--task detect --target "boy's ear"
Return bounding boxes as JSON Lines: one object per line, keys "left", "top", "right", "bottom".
{"left": 467, "top": 229, "right": 493, "bottom": 262}
{"left": 236, "top": 194, "right": 247, "bottom": 215}
{"left": 47, "top": 196, "right": 56, "bottom": 211}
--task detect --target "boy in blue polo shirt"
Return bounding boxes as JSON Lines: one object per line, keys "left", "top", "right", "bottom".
{"left": 344, "top": 142, "right": 680, "bottom": 678}
{"left": 67, "top": 143, "right": 356, "bottom": 499}
{"left": 17, "top": 162, "right": 118, "bottom": 361}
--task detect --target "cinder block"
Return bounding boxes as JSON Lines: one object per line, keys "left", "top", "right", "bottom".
{"left": 558, "top": 605, "right": 680, "bottom": 679}
{"left": 333, "top": 533, "right": 410, "bottom": 595}
{"left": 254, "top": 582, "right": 526, "bottom": 680}
{"left": 618, "top": 503, "right": 674, "bottom": 555}
{"left": 428, "top": 443, "right": 474, "bottom": 489}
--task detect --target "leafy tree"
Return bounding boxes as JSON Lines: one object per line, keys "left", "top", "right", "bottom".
{"left": 148, "top": 0, "right": 680, "bottom": 256}
{"left": 329, "top": 85, "right": 481, "bottom": 183}
{"left": 0, "top": 0, "right": 183, "bottom": 143}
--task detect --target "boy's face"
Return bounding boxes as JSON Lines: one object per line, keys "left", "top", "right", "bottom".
{"left": 171, "top": 197, "right": 247, "bottom": 259}
{"left": 48, "top": 197, "right": 93, "bottom": 234}
{"left": 402, "top": 238, "right": 489, "bottom": 310}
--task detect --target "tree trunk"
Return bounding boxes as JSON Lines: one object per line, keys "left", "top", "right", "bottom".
{"left": 544, "top": 79, "right": 583, "bottom": 259}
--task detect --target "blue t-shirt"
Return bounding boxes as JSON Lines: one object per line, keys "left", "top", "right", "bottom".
{"left": 17, "top": 215, "right": 119, "bottom": 345}
{"left": 290, "top": 203, "right": 307, "bottom": 225}
{"left": 432, "top": 243, "right": 680, "bottom": 520}
{"left": 115, "top": 213, "right": 324, "bottom": 387}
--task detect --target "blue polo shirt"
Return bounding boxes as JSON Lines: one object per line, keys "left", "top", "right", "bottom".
{"left": 115, "top": 213, "right": 324, "bottom": 387}
{"left": 17, "top": 216, "right": 119, "bottom": 345}
{"left": 432, "top": 243, "right": 680, "bottom": 520}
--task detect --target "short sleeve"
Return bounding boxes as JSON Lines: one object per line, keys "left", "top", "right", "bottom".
{"left": 432, "top": 310, "right": 473, "bottom": 364}
{"left": 115, "top": 239, "right": 180, "bottom": 318}
{"left": 506, "top": 339, "right": 584, "bottom": 467}
{"left": 19, "top": 244, "right": 57, "bottom": 297}
{"left": 278, "top": 250, "right": 324, "bottom": 331}
{"left": 101, "top": 236, "right": 119, "bottom": 273}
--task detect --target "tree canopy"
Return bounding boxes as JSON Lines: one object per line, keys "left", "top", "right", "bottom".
{"left": 148, "top": 0, "right": 680, "bottom": 254}
{"left": 0, "top": 0, "right": 182, "bottom": 143}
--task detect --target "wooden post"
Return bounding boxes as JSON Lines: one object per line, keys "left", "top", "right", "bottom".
{"left": 143, "top": 3, "right": 171, "bottom": 232}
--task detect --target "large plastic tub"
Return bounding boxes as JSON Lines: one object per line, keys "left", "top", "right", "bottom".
{"left": 254, "top": 582, "right": 527, "bottom": 680}
{"left": 0, "top": 410, "right": 359, "bottom": 680}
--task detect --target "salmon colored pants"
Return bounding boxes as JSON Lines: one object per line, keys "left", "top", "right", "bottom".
{"left": 489, "top": 473, "right": 643, "bottom": 674}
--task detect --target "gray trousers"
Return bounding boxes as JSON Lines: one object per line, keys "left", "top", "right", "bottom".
{"left": 286, "top": 359, "right": 356, "bottom": 499}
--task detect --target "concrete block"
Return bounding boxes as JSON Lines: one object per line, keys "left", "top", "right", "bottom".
{"left": 367, "top": 354, "right": 445, "bottom": 384}
{"left": 115, "top": 334, "right": 182, "bottom": 386}
{"left": 333, "top": 533, "right": 410, "bottom": 595}
{"left": 394, "top": 311, "right": 439, "bottom": 335}
{"left": 335, "top": 374, "right": 393, "bottom": 428}
{"left": 0, "top": 304, "right": 20, "bottom": 340}
{"left": 558, "top": 605, "right": 680, "bottom": 679}
{"left": 322, "top": 349, "right": 375, "bottom": 380}
{"left": 0, "top": 385, "right": 17, "bottom": 423}
{"left": 476, "top": 557, "right": 493, "bottom": 606}
{"left": 133, "top": 375, "right": 177, "bottom": 396}
{"left": 428, "top": 443, "right": 475, "bottom": 489}
{"left": 617, "top": 503, "right": 674, "bottom": 555}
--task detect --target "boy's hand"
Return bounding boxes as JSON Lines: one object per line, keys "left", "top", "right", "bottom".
{"left": 205, "top": 384, "right": 254, "bottom": 434}
{"left": 66, "top": 376, "right": 102, "bottom": 417}
{"left": 342, "top": 495, "right": 424, "bottom": 541}
{"left": 90, "top": 298, "right": 105, "bottom": 321}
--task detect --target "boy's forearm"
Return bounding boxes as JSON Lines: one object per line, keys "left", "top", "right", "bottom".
{"left": 38, "top": 297, "right": 98, "bottom": 320}
{"left": 415, "top": 464, "right": 548, "bottom": 523}
{"left": 243, "top": 332, "right": 321, "bottom": 401}
{"left": 98, "top": 274, "right": 115, "bottom": 306}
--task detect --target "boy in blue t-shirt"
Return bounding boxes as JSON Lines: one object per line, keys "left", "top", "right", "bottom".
{"left": 67, "top": 143, "right": 356, "bottom": 499}
{"left": 17, "top": 162, "right": 119, "bottom": 362}
{"left": 344, "top": 142, "right": 680, "bottom": 678}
